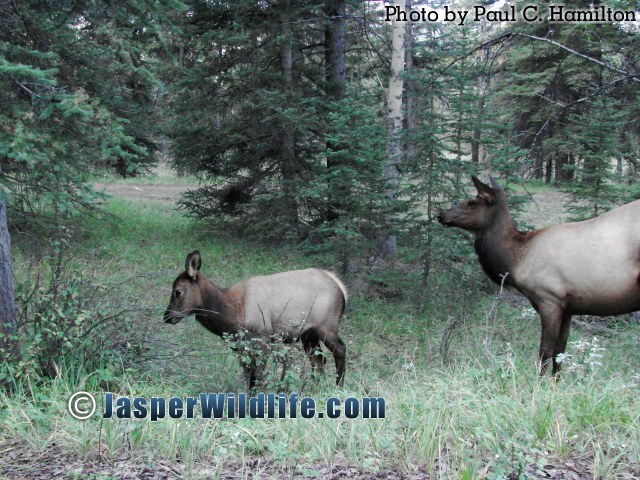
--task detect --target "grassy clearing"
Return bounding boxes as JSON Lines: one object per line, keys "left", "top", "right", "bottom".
{"left": 2, "top": 197, "right": 640, "bottom": 479}
{"left": 88, "top": 163, "right": 200, "bottom": 186}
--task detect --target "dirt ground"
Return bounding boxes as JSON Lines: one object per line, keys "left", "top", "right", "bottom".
{"left": 93, "top": 183, "right": 192, "bottom": 203}
{"left": 1, "top": 437, "right": 600, "bottom": 480}
{"left": 519, "top": 191, "right": 570, "bottom": 227}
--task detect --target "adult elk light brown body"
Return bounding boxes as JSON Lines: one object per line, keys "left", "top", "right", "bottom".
{"left": 438, "top": 176, "right": 640, "bottom": 375}
{"left": 163, "top": 251, "right": 348, "bottom": 388}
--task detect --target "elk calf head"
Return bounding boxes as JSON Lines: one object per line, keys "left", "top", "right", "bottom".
{"left": 163, "top": 250, "right": 204, "bottom": 325}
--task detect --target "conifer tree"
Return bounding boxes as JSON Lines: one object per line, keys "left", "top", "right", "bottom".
{"left": 564, "top": 92, "right": 625, "bottom": 219}
{"left": 496, "top": 1, "right": 640, "bottom": 185}
{"left": 0, "top": 0, "right": 180, "bottom": 217}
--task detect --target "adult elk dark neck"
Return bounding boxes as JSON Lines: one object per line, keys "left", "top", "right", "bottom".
{"left": 472, "top": 190, "right": 530, "bottom": 288}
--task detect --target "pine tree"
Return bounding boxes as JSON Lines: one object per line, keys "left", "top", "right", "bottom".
{"left": 170, "top": 1, "right": 329, "bottom": 239}
{"left": 169, "top": 0, "right": 392, "bottom": 245}
{"left": 496, "top": 1, "right": 640, "bottom": 185}
{"left": 564, "top": 91, "right": 625, "bottom": 219}
{"left": 0, "top": 0, "right": 181, "bottom": 217}
{"left": 309, "top": 91, "right": 387, "bottom": 274}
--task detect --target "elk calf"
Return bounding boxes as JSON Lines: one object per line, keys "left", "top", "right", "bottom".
{"left": 163, "top": 251, "right": 348, "bottom": 388}
{"left": 438, "top": 176, "right": 640, "bottom": 375}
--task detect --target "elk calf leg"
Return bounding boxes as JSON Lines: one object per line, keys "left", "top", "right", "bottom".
{"left": 321, "top": 333, "right": 346, "bottom": 387}
{"left": 242, "top": 337, "right": 268, "bottom": 390}
{"left": 301, "top": 329, "right": 326, "bottom": 374}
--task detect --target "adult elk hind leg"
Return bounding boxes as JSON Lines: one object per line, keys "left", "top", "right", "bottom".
{"left": 552, "top": 312, "right": 573, "bottom": 375}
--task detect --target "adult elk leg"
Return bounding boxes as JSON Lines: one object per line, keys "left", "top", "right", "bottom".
{"left": 537, "top": 305, "right": 563, "bottom": 375}
{"left": 301, "top": 328, "right": 326, "bottom": 374}
{"left": 552, "top": 312, "right": 573, "bottom": 375}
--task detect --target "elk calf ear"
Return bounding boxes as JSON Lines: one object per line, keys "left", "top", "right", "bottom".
{"left": 472, "top": 176, "right": 496, "bottom": 204}
{"left": 185, "top": 251, "right": 202, "bottom": 280}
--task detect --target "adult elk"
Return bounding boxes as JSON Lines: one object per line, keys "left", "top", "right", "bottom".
{"left": 163, "top": 251, "right": 348, "bottom": 388}
{"left": 438, "top": 176, "right": 640, "bottom": 375}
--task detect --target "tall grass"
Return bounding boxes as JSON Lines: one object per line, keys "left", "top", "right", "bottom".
{"left": 2, "top": 197, "right": 639, "bottom": 478}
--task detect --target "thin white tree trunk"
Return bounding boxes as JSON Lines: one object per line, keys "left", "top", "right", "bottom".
{"left": 381, "top": 0, "right": 406, "bottom": 256}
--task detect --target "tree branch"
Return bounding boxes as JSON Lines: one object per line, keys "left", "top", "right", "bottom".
{"left": 529, "top": 76, "right": 632, "bottom": 150}
{"left": 437, "top": 31, "right": 640, "bottom": 85}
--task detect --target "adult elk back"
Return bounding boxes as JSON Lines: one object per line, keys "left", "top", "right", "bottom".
{"left": 163, "top": 251, "right": 348, "bottom": 387}
{"left": 438, "top": 176, "right": 640, "bottom": 374}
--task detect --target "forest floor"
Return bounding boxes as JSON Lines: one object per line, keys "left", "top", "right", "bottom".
{"left": 93, "top": 183, "right": 191, "bottom": 203}
{"left": 1, "top": 440, "right": 600, "bottom": 480}
{"left": 2, "top": 442, "right": 443, "bottom": 480}
{"left": 2, "top": 178, "right": 638, "bottom": 480}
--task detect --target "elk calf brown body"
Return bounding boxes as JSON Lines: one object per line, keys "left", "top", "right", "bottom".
{"left": 438, "top": 176, "right": 640, "bottom": 375}
{"left": 163, "top": 251, "right": 348, "bottom": 388}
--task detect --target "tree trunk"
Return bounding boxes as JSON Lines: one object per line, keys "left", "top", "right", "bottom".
{"left": 325, "top": 0, "right": 347, "bottom": 223}
{"left": 381, "top": 0, "right": 406, "bottom": 257}
{"left": 0, "top": 201, "right": 19, "bottom": 363}
{"left": 324, "top": 0, "right": 346, "bottom": 100}
{"left": 555, "top": 153, "right": 574, "bottom": 183}
{"left": 545, "top": 156, "right": 552, "bottom": 184}
{"left": 279, "top": 5, "right": 299, "bottom": 232}
{"left": 532, "top": 144, "right": 544, "bottom": 180}
{"left": 471, "top": 128, "right": 482, "bottom": 164}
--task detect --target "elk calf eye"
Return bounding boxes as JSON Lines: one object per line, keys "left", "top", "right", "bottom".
{"left": 175, "top": 290, "right": 182, "bottom": 298}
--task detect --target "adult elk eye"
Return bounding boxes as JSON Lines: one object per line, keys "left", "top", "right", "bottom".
{"left": 175, "top": 290, "right": 182, "bottom": 298}
{"left": 467, "top": 200, "right": 477, "bottom": 207}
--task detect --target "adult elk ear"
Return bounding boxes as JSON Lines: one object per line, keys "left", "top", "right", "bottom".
{"left": 185, "top": 251, "right": 202, "bottom": 280}
{"left": 471, "top": 176, "right": 496, "bottom": 204}
{"left": 488, "top": 175, "right": 503, "bottom": 191}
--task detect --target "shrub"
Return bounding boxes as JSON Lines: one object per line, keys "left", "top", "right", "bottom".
{"left": 1, "top": 228, "right": 146, "bottom": 387}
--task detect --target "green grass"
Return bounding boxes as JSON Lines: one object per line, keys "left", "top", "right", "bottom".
{"left": 87, "top": 163, "right": 200, "bottom": 186}
{"left": 2, "top": 197, "right": 640, "bottom": 478}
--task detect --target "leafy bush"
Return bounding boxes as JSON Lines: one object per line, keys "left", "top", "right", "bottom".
{"left": 1, "top": 228, "right": 146, "bottom": 387}
{"left": 223, "top": 331, "right": 317, "bottom": 392}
